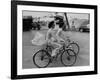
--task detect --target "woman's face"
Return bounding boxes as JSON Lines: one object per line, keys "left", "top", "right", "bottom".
{"left": 55, "top": 20, "right": 59, "bottom": 23}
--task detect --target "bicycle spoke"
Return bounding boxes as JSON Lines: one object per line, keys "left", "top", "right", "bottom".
{"left": 67, "top": 43, "right": 79, "bottom": 55}
{"left": 61, "top": 49, "right": 77, "bottom": 66}
{"left": 33, "top": 50, "right": 50, "bottom": 68}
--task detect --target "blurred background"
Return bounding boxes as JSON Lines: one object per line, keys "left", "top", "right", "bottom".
{"left": 23, "top": 11, "right": 90, "bottom": 32}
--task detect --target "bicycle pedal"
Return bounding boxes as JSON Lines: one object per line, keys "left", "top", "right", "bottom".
{"left": 49, "top": 57, "right": 54, "bottom": 63}
{"left": 50, "top": 56, "right": 56, "bottom": 62}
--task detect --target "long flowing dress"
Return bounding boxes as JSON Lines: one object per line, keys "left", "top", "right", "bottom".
{"left": 31, "top": 32, "right": 46, "bottom": 46}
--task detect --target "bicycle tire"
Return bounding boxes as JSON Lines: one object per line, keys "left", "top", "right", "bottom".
{"left": 33, "top": 50, "right": 50, "bottom": 68}
{"left": 61, "top": 49, "right": 77, "bottom": 66}
{"left": 67, "top": 42, "right": 80, "bottom": 55}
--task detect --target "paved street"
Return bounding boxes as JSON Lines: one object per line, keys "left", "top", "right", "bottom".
{"left": 22, "top": 30, "right": 90, "bottom": 69}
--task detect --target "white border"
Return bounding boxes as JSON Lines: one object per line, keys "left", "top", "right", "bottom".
{"left": 17, "top": 5, "right": 94, "bottom": 75}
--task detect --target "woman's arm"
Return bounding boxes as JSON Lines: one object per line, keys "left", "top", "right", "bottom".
{"left": 56, "top": 28, "right": 65, "bottom": 42}
{"left": 46, "top": 29, "right": 51, "bottom": 41}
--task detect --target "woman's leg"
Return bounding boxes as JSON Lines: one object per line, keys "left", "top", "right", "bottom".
{"left": 51, "top": 42, "right": 62, "bottom": 57}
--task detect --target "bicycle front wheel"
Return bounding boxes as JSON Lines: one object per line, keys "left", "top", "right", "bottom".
{"left": 67, "top": 42, "right": 80, "bottom": 55}
{"left": 33, "top": 50, "right": 50, "bottom": 68}
{"left": 61, "top": 49, "right": 77, "bottom": 66}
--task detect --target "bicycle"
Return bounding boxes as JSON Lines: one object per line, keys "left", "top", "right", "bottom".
{"left": 33, "top": 41, "right": 77, "bottom": 68}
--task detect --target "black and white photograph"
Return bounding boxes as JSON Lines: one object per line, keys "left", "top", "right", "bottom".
{"left": 11, "top": 1, "right": 97, "bottom": 79}
{"left": 22, "top": 11, "right": 90, "bottom": 69}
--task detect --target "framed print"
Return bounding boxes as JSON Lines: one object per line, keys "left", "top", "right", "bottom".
{"left": 11, "top": 0, "right": 98, "bottom": 79}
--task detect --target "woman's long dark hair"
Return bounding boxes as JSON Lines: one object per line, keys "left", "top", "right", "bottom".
{"left": 48, "top": 21, "right": 55, "bottom": 29}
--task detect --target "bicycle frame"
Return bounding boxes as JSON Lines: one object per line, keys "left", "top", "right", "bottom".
{"left": 44, "top": 43, "right": 66, "bottom": 58}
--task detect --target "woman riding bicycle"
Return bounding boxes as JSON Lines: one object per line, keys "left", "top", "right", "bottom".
{"left": 46, "top": 13, "right": 65, "bottom": 58}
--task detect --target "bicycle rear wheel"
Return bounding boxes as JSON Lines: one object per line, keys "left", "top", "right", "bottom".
{"left": 67, "top": 42, "right": 79, "bottom": 55}
{"left": 61, "top": 49, "right": 77, "bottom": 66}
{"left": 33, "top": 50, "right": 50, "bottom": 68}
